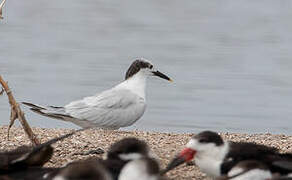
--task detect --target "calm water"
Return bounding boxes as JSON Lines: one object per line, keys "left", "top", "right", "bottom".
{"left": 1, "top": 0, "right": 292, "bottom": 134}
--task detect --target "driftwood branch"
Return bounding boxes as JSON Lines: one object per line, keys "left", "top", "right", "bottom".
{"left": 0, "top": 87, "right": 3, "bottom": 95}
{"left": 0, "top": 75, "right": 40, "bottom": 145}
{"left": 0, "top": 0, "right": 6, "bottom": 19}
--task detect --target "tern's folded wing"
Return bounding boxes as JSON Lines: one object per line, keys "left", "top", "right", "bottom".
{"left": 64, "top": 89, "right": 146, "bottom": 128}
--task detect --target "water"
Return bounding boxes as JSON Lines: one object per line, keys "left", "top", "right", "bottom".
{"left": 1, "top": 0, "right": 292, "bottom": 134}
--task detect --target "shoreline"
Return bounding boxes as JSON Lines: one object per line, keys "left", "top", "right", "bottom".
{"left": 1, "top": 126, "right": 292, "bottom": 180}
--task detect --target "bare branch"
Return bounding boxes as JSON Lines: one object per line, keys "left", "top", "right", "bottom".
{"left": 0, "top": 87, "right": 4, "bottom": 95}
{"left": 0, "top": 75, "right": 40, "bottom": 146}
{"left": 7, "top": 107, "right": 17, "bottom": 140}
{"left": 0, "top": 0, "right": 6, "bottom": 19}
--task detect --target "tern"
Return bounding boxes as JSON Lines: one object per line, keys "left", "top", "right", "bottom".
{"left": 163, "top": 131, "right": 292, "bottom": 178}
{"left": 23, "top": 58, "right": 172, "bottom": 129}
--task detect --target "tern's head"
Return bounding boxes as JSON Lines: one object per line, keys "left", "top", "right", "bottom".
{"left": 162, "top": 131, "right": 226, "bottom": 174}
{"left": 125, "top": 58, "right": 172, "bottom": 82}
{"left": 107, "top": 137, "right": 152, "bottom": 162}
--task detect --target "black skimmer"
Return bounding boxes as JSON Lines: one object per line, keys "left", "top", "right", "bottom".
{"left": 270, "top": 161, "right": 292, "bottom": 180}
{"left": 163, "top": 130, "right": 292, "bottom": 178}
{"left": 119, "top": 157, "right": 167, "bottom": 180}
{"left": 45, "top": 137, "right": 155, "bottom": 180}
{"left": 272, "top": 176, "right": 292, "bottom": 180}
{"left": 216, "top": 160, "right": 272, "bottom": 180}
{"left": 273, "top": 161, "right": 292, "bottom": 172}
{"left": 23, "top": 58, "right": 172, "bottom": 129}
{"left": 0, "top": 167, "right": 57, "bottom": 180}
{"left": 0, "top": 129, "right": 80, "bottom": 173}
{"left": 273, "top": 178, "right": 292, "bottom": 180}
{"left": 47, "top": 159, "right": 113, "bottom": 180}
{"left": 0, "top": 129, "right": 84, "bottom": 180}
{"left": 102, "top": 137, "right": 156, "bottom": 179}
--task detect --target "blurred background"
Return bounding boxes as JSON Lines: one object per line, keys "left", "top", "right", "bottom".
{"left": 1, "top": 0, "right": 292, "bottom": 134}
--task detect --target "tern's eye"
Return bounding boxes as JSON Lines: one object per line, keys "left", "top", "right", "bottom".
{"left": 149, "top": 65, "right": 153, "bottom": 69}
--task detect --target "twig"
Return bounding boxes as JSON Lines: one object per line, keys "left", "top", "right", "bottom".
{"left": 0, "top": 87, "right": 4, "bottom": 95}
{"left": 0, "top": 75, "right": 40, "bottom": 145}
{"left": 0, "top": 0, "right": 6, "bottom": 19}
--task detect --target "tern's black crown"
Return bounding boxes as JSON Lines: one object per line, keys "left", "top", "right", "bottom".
{"left": 125, "top": 59, "right": 153, "bottom": 80}
{"left": 194, "top": 131, "right": 224, "bottom": 146}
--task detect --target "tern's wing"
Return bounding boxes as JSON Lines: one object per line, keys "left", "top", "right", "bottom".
{"left": 64, "top": 89, "right": 146, "bottom": 128}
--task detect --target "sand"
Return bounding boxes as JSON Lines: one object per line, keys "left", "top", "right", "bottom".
{"left": 1, "top": 126, "right": 292, "bottom": 180}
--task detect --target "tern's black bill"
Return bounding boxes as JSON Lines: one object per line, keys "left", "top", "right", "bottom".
{"left": 152, "top": 71, "right": 172, "bottom": 82}
{"left": 160, "top": 156, "right": 186, "bottom": 175}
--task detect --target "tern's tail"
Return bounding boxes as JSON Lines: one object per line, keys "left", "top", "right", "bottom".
{"left": 22, "top": 102, "right": 73, "bottom": 121}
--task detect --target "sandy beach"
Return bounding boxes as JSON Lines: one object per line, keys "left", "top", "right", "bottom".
{"left": 1, "top": 126, "right": 292, "bottom": 180}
